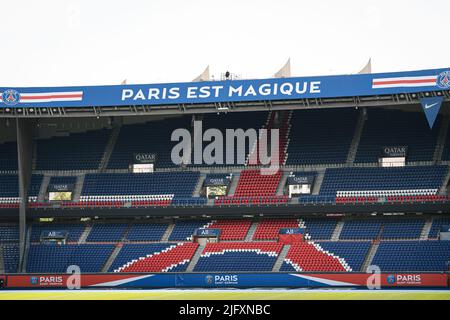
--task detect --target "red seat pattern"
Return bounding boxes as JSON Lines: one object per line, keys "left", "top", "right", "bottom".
{"left": 284, "top": 242, "right": 349, "bottom": 272}
{"left": 118, "top": 242, "right": 198, "bottom": 272}
{"left": 234, "top": 169, "right": 282, "bottom": 197}
{"left": 202, "top": 242, "right": 284, "bottom": 255}
{"left": 208, "top": 220, "right": 252, "bottom": 240}
{"left": 246, "top": 111, "right": 290, "bottom": 166}
{"left": 253, "top": 219, "right": 301, "bottom": 240}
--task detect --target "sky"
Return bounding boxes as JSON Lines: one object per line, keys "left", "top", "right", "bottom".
{"left": 0, "top": 0, "right": 449, "bottom": 87}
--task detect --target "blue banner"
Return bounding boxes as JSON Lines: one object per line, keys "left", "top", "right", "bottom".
{"left": 194, "top": 228, "right": 221, "bottom": 237}
{"left": 40, "top": 230, "right": 68, "bottom": 239}
{"left": 421, "top": 96, "right": 444, "bottom": 129}
{"left": 1, "top": 68, "right": 449, "bottom": 108}
{"left": 279, "top": 228, "right": 306, "bottom": 235}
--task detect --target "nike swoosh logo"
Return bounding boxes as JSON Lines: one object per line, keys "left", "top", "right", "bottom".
{"left": 425, "top": 103, "right": 438, "bottom": 109}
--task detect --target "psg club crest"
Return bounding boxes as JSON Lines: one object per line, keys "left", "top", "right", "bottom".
{"left": 30, "top": 276, "right": 39, "bottom": 285}
{"left": 1, "top": 89, "right": 21, "bottom": 106}
{"left": 386, "top": 275, "right": 396, "bottom": 284}
{"left": 437, "top": 71, "right": 450, "bottom": 89}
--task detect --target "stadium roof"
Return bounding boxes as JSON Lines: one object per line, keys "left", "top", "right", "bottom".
{"left": 1, "top": 67, "right": 449, "bottom": 118}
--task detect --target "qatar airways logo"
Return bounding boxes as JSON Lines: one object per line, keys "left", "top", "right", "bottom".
{"left": 120, "top": 81, "right": 321, "bottom": 102}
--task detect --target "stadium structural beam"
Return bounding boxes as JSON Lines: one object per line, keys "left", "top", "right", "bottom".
{"left": 16, "top": 118, "right": 35, "bottom": 273}
{"left": 1, "top": 91, "right": 448, "bottom": 118}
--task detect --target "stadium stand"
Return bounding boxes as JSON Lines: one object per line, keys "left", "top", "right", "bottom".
{"left": 0, "top": 175, "right": 19, "bottom": 198}
{"left": 26, "top": 244, "right": 115, "bottom": 273}
{"left": 253, "top": 218, "right": 302, "bottom": 240}
{"left": 115, "top": 242, "right": 198, "bottom": 272}
{"left": 0, "top": 224, "right": 19, "bottom": 242}
{"left": 233, "top": 169, "right": 282, "bottom": 197}
{"left": 2, "top": 245, "right": 19, "bottom": 273}
{"left": 0, "top": 141, "right": 18, "bottom": 171}
{"left": 355, "top": 109, "right": 441, "bottom": 163}
{"left": 303, "top": 218, "right": 338, "bottom": 240}
{"left": 339, "top": 219, "right": 382, "bottom": 240}
{"left": 169, "top": 220, "right": 210, "bottom": 241}
{"left": 206, "top": 219, "right": 252, "bottom": 241}
{"left": 285, "top": 109, "right": 358, "bottom": 165}
{"left": 86, "top": 224, "right": 127, "bottom": 242}
{"left": 281, "top": 241, "right": 351, "bottom": 272}
{"left": 429, "top": 218, "right": 450, "bottom": 239}
{"left": 30, "top": 223, "right": 85, "bottom": 243}
{"left": 319, "top": 166, "right": 447, "bottom": 197}
{"left": 80, "top": 172, "right": 199, "bottom": 204}
{"left": 125, "top": 223, "right": 169, "bottom": 242}
{"left": 35, "top": 129, "right": 111, "bottom": 170}
{"left": 107, "top": 117, "right": 190, "bottom": 169}
{"left": 109, "top": 243, "right": 176, "bottom": 272}
{"left": 381, "top": 219, "right": 425, "bottom": 239}
{"left": 194, "top": 242, "right": 283, "bottom": 272}
{"left": 372, "top": 241, "right": 450, "bottom": 272}
{"left": 2, "top": 105, "right": 450, "bottom": 276}
{"left": 196, "top": 112, "right": 269, "bottom": 166}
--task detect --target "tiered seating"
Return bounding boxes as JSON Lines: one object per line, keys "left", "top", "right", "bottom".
{"left": 86, "top": 224, "right": 127, "bottom": 242}
{"left": 372, "top": 241, "right": 450, "bottom": 272}
{"left": 169, "top": 220, "right": 210, "bottom": 241}
{"left": 246, "top": 111, "right": 290, "bottom": 166}
{"left": 0, "top": 141, "right": 18, "bottom": 171}
{"left": 303, "top": 218, "right": 338, "bottom": 240}
{"left": 0, "top": 175, "right": 19, "bottom": 200}
{"left": 429, "top": 218, "right": 450, "bottom": 239}
{"left": 280, "top": 241, "right": 351, "bottom": 272}
{"left": 115, "top": 242, "right": 198, "bottom": 272}
{"left": 286, "top": 109, "right": 358, "bottom": 165}
{"left": 253, "top": 219, "right": 301, "bottom": 240}
{"left": 26, "top": 244, "right": 114, "bottom": 273}
{"left": 316, "top": 241, "right": 371, "bottom": 271}
{"left": 198, "top": 112, "right": 268, "bottom": 166}
{"left": 30, "top": 223, "right": 85, "bottom": 242}
{"left": 194, "top": 242, "right": 283, "bottom": 272}
{"left": 35, "top": 129, "right": 111, "bottom": 170}
{"left": 381, "top": 219, "right": 425, "bottom": 239}
{"left": 440, "top": 120, "right": 450, "bottom": 161}
{"left": 319, "top": 166, "right": 447, "bottom": 197}
{"left": 28, "top": 175, "right": 43, "bottom": 202}
{"left": 233, "top": 169, "right": 282, "bottom": 197}
{"left": 340, "top": 219, "right": 382, "bottom": 240}
{"left": 2, "top": 245, "right": 19, "bottom": 273}
{"left": 81, "top": 172, "right": 199, "bottom": 203}
{"left": 108, "top": 117, "right": 190, "bottom": 169}
{"left": 355, "top": 109, "right": 440, "bottom": 163}
{"left": 0, "top": 224, "right": 19, "bottom": 241}
{"left": 207, "top": 220, "right": 252, "bottom": 240}
{"left": 109, "top": 243, "right": 174, "bottom": 272}
{"left": 125, "top": 223, "right": 169, "bottom": 241}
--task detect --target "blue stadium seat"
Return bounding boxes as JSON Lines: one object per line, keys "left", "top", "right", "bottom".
{"left": 355, "top": 109, "right": 441, "bottom": 163}
{"left": 26, "top": 244, "right": 114, "bottom": 273}
{"left": 372, "top": 240, "right": 450, "bottom": 272}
